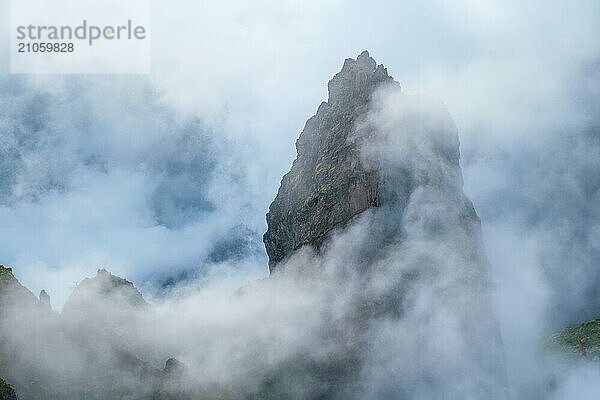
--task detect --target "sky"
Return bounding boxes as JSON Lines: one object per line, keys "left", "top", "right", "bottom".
{"left": 0, "top": 0, "right": 600, "bottom": 398}
{"left": 0, "top": 0, "right": 596, "bottom": 308}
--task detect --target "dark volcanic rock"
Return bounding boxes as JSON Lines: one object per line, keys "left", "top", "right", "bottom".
{"left": 0, "top": 266, "right": 154, "bottom": 400}
{"left": 152, "top": 358, "right": 191, "bottom": 400}
{"left": 0, "top": 266, "right": 53, "bottom": 400}
{"left": 0, "top": 378, "right": 17, "bottom": 400}
{"left": 261, "top": 51, "right": 507, "bottom": 398}
{"left": 548, "top": 318, "right": 600, "bottom": 359}
{"left": 0, "top": 265, "right": 38, "bottom": 310}
{"left": 264, "top": 51, "right": 393, "bottom": 272}
{"left": 38, "top": 290, "right": 51, "bottom": 311}
{"left": 163, "top": 357, "right": 186, "bottom": 376}
{"left": 61, "top": 269, "right": 149, "bottom": 339}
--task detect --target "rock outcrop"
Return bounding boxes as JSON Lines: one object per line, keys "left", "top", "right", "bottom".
{"left": 38, "top": 290, "right": 51, "bottom": 311}
{"left": 0, "top": 378, "right": 17, "bottom": 400}
{"left": 62, "top": 268, "right": 147, "bottom": 317}
{"left": 264, "top": 51, "right": 393, "bottom": 272}
{"left": 262, "top": 51, "right": 507, "bottom": 398}
{"left": 263, "top": 50, "right": 479, "bottom": 274}
{"left": 0, "top": 52, "right": 508, "bottom": 400}
{"left": 548, "top": 318, "right": 600, "bottom": 359}
{"left": 0, "top": 266, "right": 51, "bottom": 400}
{"left": 0, "top": 265, "right": 38, "bottom": 312}
{"left": 152, "top": 358, "right": 192, "bottom": 400}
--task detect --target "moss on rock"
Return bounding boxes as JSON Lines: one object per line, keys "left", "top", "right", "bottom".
{"left": 0, "top": 377, "right": 18, "bottom": 400}
{"left": 548, "top": 319, "right": 600, "bottom": 359}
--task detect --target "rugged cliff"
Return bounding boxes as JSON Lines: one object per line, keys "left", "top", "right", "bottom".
{"left": 0, "top": 378, "right": 17, "bottom": 400}
{"left": 261, "top": 51, "right": 507, "bottom": 399}
{"left": 264, "top": 51, "right": 391, "bottom": 272}
{"left": 62, "top": 268, "right": 148, "bottom": 316}
{"left": 0, "top": 266, "right": 48, "bottom": 400}
{"left": 0, "top": 52, "right": 508, "bottom": 400}
{"left": 264, "top": 50, "right": 480, "bottom": 273}
{"left": 0, "top": 265, "right": 38, "bottom": 312}
{"left": 0, "top": 266, "right": 168, "bottom": 400}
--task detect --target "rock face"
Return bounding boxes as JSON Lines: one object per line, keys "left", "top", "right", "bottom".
{"left": 263, "top": 50, "right": 475, "bottom": 273}
{"left": 264, "top": 51, "right": 393, "bottom": 272}
{"left": 262, "top": 51, "right": 507, "bottom": 398}
{"left": 0, "top": 266, "right": 44, "bottom": 400}
{"left": 0, "top": 52, "right": 507, "bottom": 400}
{"left": 548, "top": 319, "right": 600, "bottom": 359}
{"left": 62, "top": 268, "right": 147, "bottom": 316}
{"left": 0, "top": 265, "right": 38, "bottom": 311}
{"left": 61, "top": 269, "right": 149, "bottom": 343}
{"left": 38, "top": 290, "right": 51, "bottom": 311}
{"left": 0, "top": 378, "right": 17, "bottom": 400}
{"left": 0, "top": 265, "right": 159, "bottom": 400}
{"left": 153, "top": 358, "right": 192, "bottom": 400}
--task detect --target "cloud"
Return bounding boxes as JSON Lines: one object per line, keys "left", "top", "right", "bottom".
{"left": 0, "top": 75, "right": 267, "bottom": 307}
{"left": 0, "top": 1, "right": 599, "bottom": 398}
{"left": 0, "top": 79, "right": 514, "bottom": 399}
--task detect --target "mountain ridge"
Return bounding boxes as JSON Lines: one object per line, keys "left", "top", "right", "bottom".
{"left": 1, "top": 51, "right": 509, "bottom": 399}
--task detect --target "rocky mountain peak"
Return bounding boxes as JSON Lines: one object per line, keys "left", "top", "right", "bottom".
{"left": 163, "top": 357, "right": 186, "bottom": 376}
{"left": 0, "top": 265, "right": 15, "bottom": 283}
{"left": 263, "top": 50, "right": 480, "bottom": 276}
{"left": 263, "top": 51, "right": 394, "bottom": 272}
{"left": 62, "top": 268, "right": 147, "bottom": 317}
{"left": 0, "top": 264, "right": 38, "bottom": 310}
{"left": 327, "top": 50, "right": 394, "bottom": 106}
{"left": 262, "top": 52, "right": 506, "bottom": 397}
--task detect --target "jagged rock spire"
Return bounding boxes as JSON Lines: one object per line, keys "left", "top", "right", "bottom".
{"left": 327, "top": 50, "right": 394, "bottom": 105}
{"left": 38, "top": 290, "right": 51, "bottom": 311}
{"left": 0, "top": 377, "right": 18, "bottom": 400}
{"left": 62, "top": 268, "right": 148, "bottom": 317}
{"left": 263, "top": 51, "right": 395, "bottom": 272}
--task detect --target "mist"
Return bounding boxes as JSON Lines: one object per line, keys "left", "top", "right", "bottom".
{"left": 1, "top": 82, "right": 511, "bottom": 398}
{"left": 0, "top": 0, "right": 599, "bottom": 399}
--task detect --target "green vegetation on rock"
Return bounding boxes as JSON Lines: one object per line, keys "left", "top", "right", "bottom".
{"left": 0, "top": 377, "right": 18, "bottom": 400}
{"left": 263, "top": 51, "right": 388, "bottom": 272}
{"left": 547, "top": 319, "right": 600, "bottom": 359}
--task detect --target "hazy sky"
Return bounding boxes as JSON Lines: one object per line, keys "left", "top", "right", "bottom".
{"left": 0, "top": 1, "right": 600, "bottom": 398}
{"left": 0, "top": 0, "right": 598, "bottom": 328}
